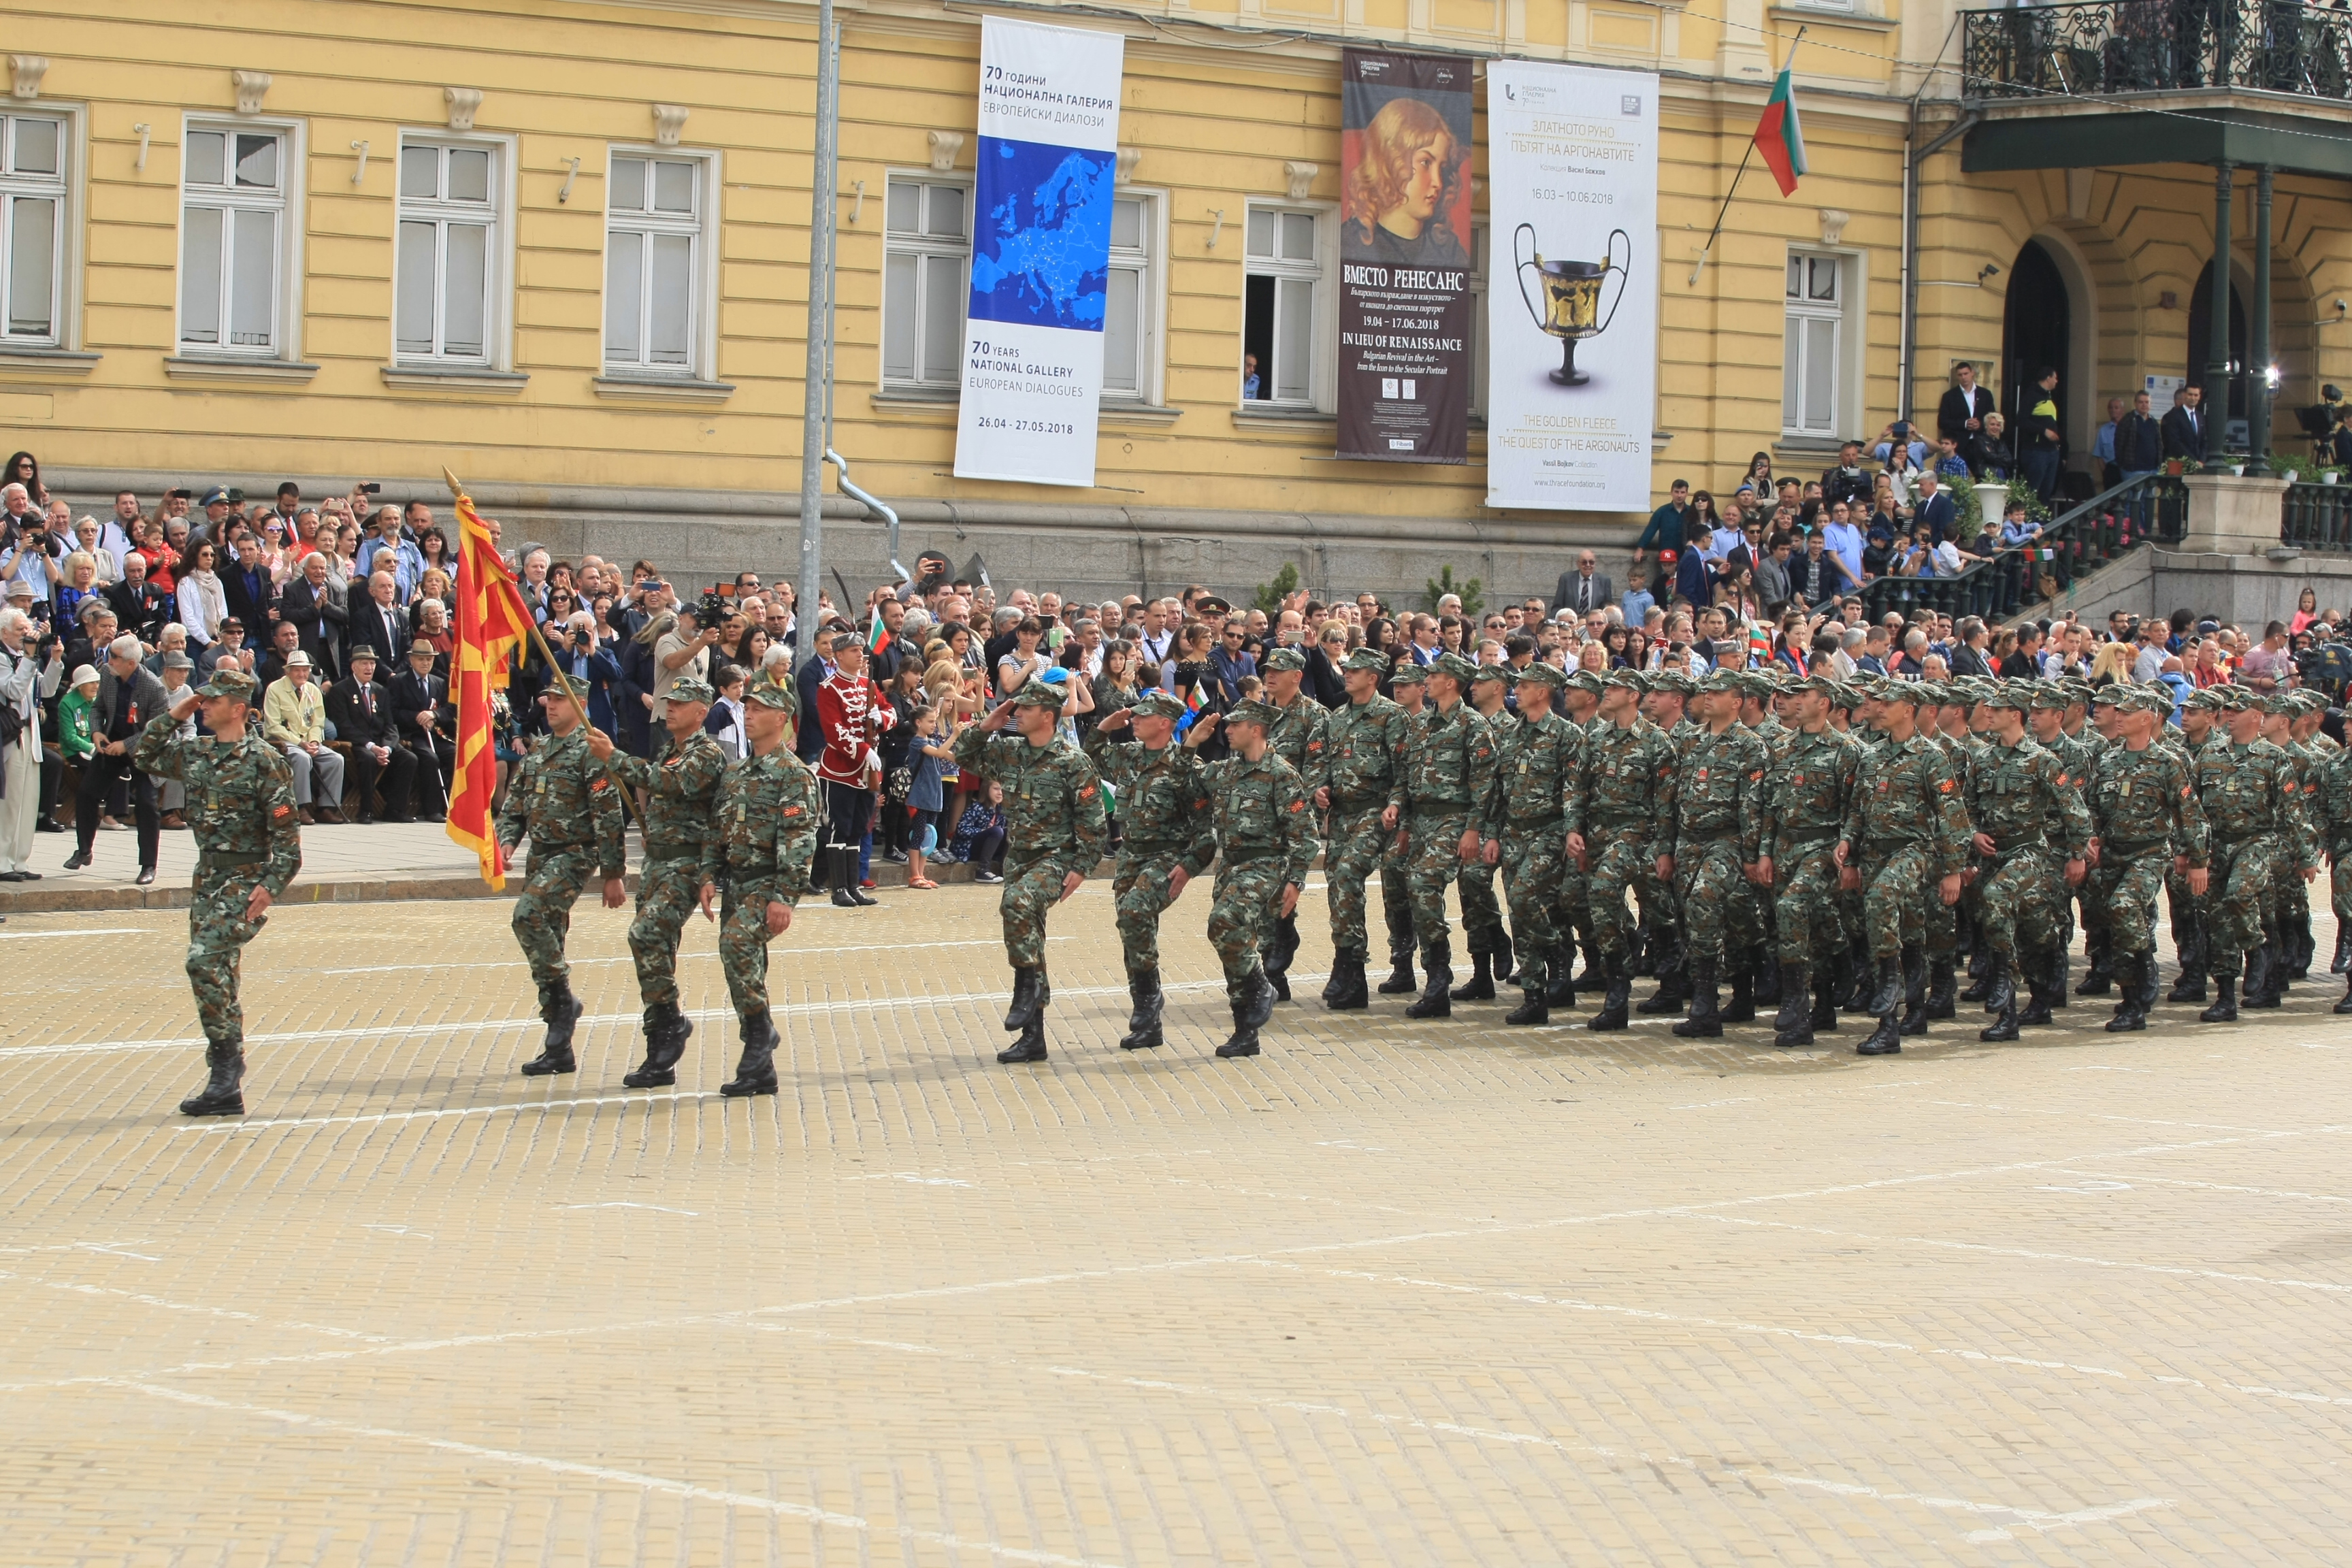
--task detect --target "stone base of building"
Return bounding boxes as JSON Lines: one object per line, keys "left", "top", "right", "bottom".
{"left": 2038, "top": 542, "right": 2352, "bottom": 629}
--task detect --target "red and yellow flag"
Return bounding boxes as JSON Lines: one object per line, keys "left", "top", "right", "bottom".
{"left": 446, "top": 485, "right": 536, "bottom": 889}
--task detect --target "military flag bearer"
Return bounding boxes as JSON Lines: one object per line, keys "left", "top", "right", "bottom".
{"left": 502, "top": 686, "right": 627, "bottom": 1077}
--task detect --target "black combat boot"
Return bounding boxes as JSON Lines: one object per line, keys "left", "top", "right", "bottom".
{"left": 1242, "top": 965, "right": 1277, "bottom": 1030}
{"left": 1843, "top": 940, "right": 1876, "bottom": 1013}
{"left": 1925, "top": 956, "right": 1957, "bottom": 1020}
{"left": 1810, "top": 968, "right": 1842, "bottom": 1035}
{"left": 2105, "top": 953, "right": 2148, "bottom": 1032}
{"left": 1324, "top": 950, "right": 1369, "bottom": 1012}
{"left": 2243, "top": 941, "right": 2277, "bottom": 1009}
{"left": 1450, "top": 947, "right": 1496, "bottom": 1002}
{"left": 2335, "top": 971, "right": 2352, "bottom": 1015}
{"left": 1637, "top": 932, "right": 1688, "bottom": 1014}
{"left": 1960, "top": 960, "right": 1995, "bottom": 1004}
{"left": 1575, "top": 936, "right": 1607, "bottom": 987}
{"left": 1588, "top": 954, "right": 1632, "bottom": 1031}
{"left": 1721, "top": 958, "right": 1757, "bottom": 1024}
{"left": 2046, "top": 944, "right": 2070, "bottom": 1010}
{"left": 1378, "top": 947, "right": 1418, "bottom": 995}
{"left": 1545, "top": 946, "right": 1578, "bottom": 1009}
{"left": 1863, "top": 951, "right": 1904, "bottom": 1016}
{"left": 1774, "top": 964, "right": 1813, "bottom": 1047}
{"left": 2076, "top": 932, "right": 2114, "bottom": 997}
{"left": 2333, "top": 926, "right": 2351, "bottom": 975}
{"left": 1673, "top": 959, "right": 1722, "bottom": 1038}
{"left": 1979, "top": 956, "right": 2020, "bottom": 1042}
{"left": 1629, "top": 919, "right": 1658, "bottom": 977}
{"left": 720, "top": 1011, "right": 780, "bottom": 1095}
{"left": 2017, "top": 948, "right": 2057, "bottom": 1027}
{"left": 1494, "top": 926, "right": 1516, "bottom": 986}
{"left": 1264, "top": 915, "right": 1296, "bottom": 1002}
{"left": 1772, "top": 964, "right": 1810, "bottom": 1037}
{"left": 178, "top": 1040, "right": 246, "bottom": 1117}
{"left": 1754, "top": 952, "right": 1783, "bottom": 1007}
{"left": 1857, "top": 980, "right": 1904, "bottom": 1056}
{"left": 1218, "top": 980, "right": 1264, "bottom": 1058}
{"left": 2167, "top": 924, "right": 2209, "bottom": 1002}
{"left": 1120, "top": 969, "right": 1165, "bottom": 1050}
{"left": 998, "top": 990, "right": 1049, "bottom": 1062}
{"left": 624, "top": 1002, "right": 693, "bottom": 1088}
{"left": 2138, "top": 945, "right": 2161, "bottom": 1014}
{"left": 521, "top": 983, "right": 583, "bottom": 1075}
{"left": 2198, "top": 968, "right": 2240, "bottom": 1024}
{"left": 1503, "top": 983, "right": 1548, "bottom": 1026}
{"left": 1898, "top": 945, "right": 1930, "bottom": 1038}
{"left": 1406, "top": 940, "right": 1453, "bottom": 1019}
{"left": 828, "top": 847, "right": 862, "bottom": 908}
{"left": 1002, "top": 966, "right": 1044, "bottom": 1031}
{"left": 2288, "top": 913, "right": 2313, "bottom": 979}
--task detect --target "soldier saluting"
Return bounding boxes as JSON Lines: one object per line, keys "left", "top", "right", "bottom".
{"left": 503, "top": 686, "right": 627, "bottom": 1077}
{"left": 587, "top": 675, "right": 728, "bottom": 1088}
{"left": 1085, "top": 689, "right": 1218, "bottom": 1051}
{"left": 953, "top": 678, "right": 1108, "bottom": 1065}
{"left": 136, "top": 666, "right": 302, "bottom": 1117}
{"left": 699, "top": 675, "right": 820, "bottom": 1096}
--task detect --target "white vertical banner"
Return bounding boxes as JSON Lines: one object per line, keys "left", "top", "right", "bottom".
{"left": 952, "top": 16, "right": 1126, "bottom": 489}
{"left": 1485, "top": 63, "right": 1659, "bottom": 512}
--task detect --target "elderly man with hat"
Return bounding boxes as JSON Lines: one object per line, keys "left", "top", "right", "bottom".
{"left": 134, "top": 666, "right": 303, "bottom": 1116}
{"left": 325, "top": 644, "right": 416, "bottom": 823}
{"left": 1834, "top": 678, "right": 1972, "bottom": 1056}
{"left": 1083, "top": 688, "right": 1219, "bottom": 1051}
{"left": 260, "top": 647, "right": 346, "bottom": 825}
{"left": 1484, "top": 660, "right": 1584, "bottom": 1025}
{"left": 696, "top": 673, "right": 821, "bottom": 1097}
{"left": 954, "top": 676, "right": 1109, "bottom": 1064}
{"left": 1256, "top": 644, "right": 1329, "bottom": 1001}
{"left": 1393, "top": 651, "right": 1499, "bottom": 1019}
{"left": 590, "top": 674, "right": 729, "bottom": 1088}
{"left": 2185, "top": 685, "right": 2306, "bottom": 1019}
{"left": 391, "top": 638, "right": 455, "bottom": 819}
{"left": 1191, "top": 696, "right": 1319, "bottom": 1058}
{"left": 1570, "top": 666, "right": 1680, "bottom": 1030}
{"left": 64, "top": 634, "right": 169, "bottom": 884}
{"left": 1965, "top": 683, "right": 2091, "bottom": 1043}
{"left": 2084, "top": 683, "right": 2209, "bottom": 1031}
{"left": 1757, "top": 672, "right": 1863, "bottom": 1046}
{"left": 498, "top": 679, "right": 629, "bottom": 1077}
{"left": 1314, "top": 647, "right": 1414, "bottom": 1009}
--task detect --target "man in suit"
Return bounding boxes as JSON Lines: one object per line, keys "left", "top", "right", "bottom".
{"left": 65, "top": 634, "right": 168, "bottom": 884}
{"left": 348, "top": 569, "right": 410, "bottom": 668}
{"left": 326, "top": 646, "right": 416, "bottom": 823}
{"left": 216, "top": 525, "right": 277, "bottom": 638}
{"left": 1912, "top": 468, "right": 1958, "bottom": 544}
{"left": 1938, "top": 361, "right": 1995, "bottom": 471}
{"left": 2161, "top": 383, "right": 2209, "bottom": 463}
{"left": 104, "top": 551, "right": 171, "bottom": 644}
{"left": 1552, "top": 550, "right": 1616, "bottom": 618}
{"left": 278, "top": 549, "right": 348, "bottom": 684}
{"left": 794, "top": 623, "right": 836, "bottom": 765}
{"left": 390, "top": 639, "right": 455, "bottom": 820}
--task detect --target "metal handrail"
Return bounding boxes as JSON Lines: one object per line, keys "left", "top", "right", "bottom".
{"left": 1859, "top": 472, "right": 2185, "bottom": 623}
{"left": 2281, "top": 478, "right": 2352, "bottom": 551}
{"left": 1961, "top": 0, "right": 2352, "bottom": 102}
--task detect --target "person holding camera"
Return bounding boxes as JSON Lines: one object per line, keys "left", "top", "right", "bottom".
{"left": 0, "top": 603, "right": 62, "bottom": 879}
{"left": 652, "top": 599, "right": 717, "bottom": 743}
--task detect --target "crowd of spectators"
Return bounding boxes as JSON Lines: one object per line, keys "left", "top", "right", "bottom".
{"left": 0, "top": 448, "right": 2343, "bottom": 892}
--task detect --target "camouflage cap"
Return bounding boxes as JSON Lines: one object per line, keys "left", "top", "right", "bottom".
{"left": 2214, "top": 684, "right": 2258, "bottom": 709}
{"left": 1224, "top": 698, "right": 1280, "bottom": 729}
{"left": 1262, "top": 644, "right": 1309, "bottom": 674}
{"left": 1431, "top": 651, "right": 1482, "bottom": 686}
{"left": 1599, "top": 667, "right": 1646, "bottom": 693}
{"left": 2137, "top": 683, "right": 2178, "bottom": 714}
{"left": 1128, "top": 689, "right": 1188, "bottom": 721}
{"left": 1985, "top": 684, "right": 2034, "bottom": 712}
{"left": 194, "top": 667, "right": 258, "bottom": 702}
{"left": 1829, "top": 681, "right": 1868, "bottom": 711}
{"left": 1469, "top": 659, "right": 1511, "bottom": 685}
{"left": 2027, "top": 682, "right": 2072, "bottom": 710}
{"left": 1011, "top": 678, "right": 1067, "bottom": 711}
{"left": 1514, "top": 660, "right": 1567, "bottom": 691}
{"left": 1648, "top": 670, "right": 1694, "bottom": 698}
{"left": 745, "top": 675, "right": 796, "bottom": 711}
{"left": 1341, "top": 646, "right": 1390, "bottom": 675}
{"left": 2088, "top": 682, "right": 2128, "bottom": 706}
{"left": 1876, "top": 680, "right": 1925, "bottom": 708}
{"left": 666, "top": 676, "right": 716, "bottom": 707}
{"left": 2184, "top": 686, "right": 2230, "bottom": 712}
{"left": 1565, "top": 670, "right": 1607, "bottom": 698}
{"left": 1388, "top": 661, "right": 1427, "bottom": 687}
{"left": 1695, "top": 668, "right": 1744, "bottom": 697}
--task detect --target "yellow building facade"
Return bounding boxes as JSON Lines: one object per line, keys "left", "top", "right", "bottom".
{"left": 9, "top": 0, "right": 2352, "bottom": 599}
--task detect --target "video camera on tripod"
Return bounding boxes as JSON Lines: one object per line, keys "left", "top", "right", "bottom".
{"left": 691, "top": 582, "right": 738, "bottom": 627}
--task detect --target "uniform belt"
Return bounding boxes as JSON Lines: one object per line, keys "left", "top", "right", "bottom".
{"left": 1329, "top": 793, "right": 1389, "bottom": 812}
{"left": 1407, "top": 802, "right": 1469, "bottom": 817}
{"left": 197, "top": 849, "right": 266, "bottom": 871}
{"left": 2101, "top": 838, "right": 2170, "bottom": 855}
{"left": 1776, "top": 828, "right": 1840, "bottom": 849}
{"left": 531, "top": 839, "right": 592, "bottom": 853}
{"left": 1860, "top": 835, "right": 1925, "bottom": 851}
{"left": 1984, "top": 836, "right": 2048, "bottom": 855}
{"left": 643, "top": 849, "right": 703, "bottom": 866}
{"left": 1679, "top": 827, "right": 1740, "bottom": 843}
{"left": 1221, "top": 845, "right": 1283, "bottom": 864}
{"left": 1505, "top": 813, "right": 1564, "bottom": 830}
{"left": 1587, "top": 812, "right": 1647, "bottom": 828}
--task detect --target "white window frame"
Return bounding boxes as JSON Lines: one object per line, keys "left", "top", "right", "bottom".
{"left": 1242, "top": 201, "right": 1336, "bottom": 412}
{"left": 1102, "top": 186, "right": 1166, "bottom": 406}
{"left": 1783, "top": 248, "right": 1860, "bottom": 440}
{"left": 880, "top": 172, "right": 973, "bottom": 393}
{"left": 0, "top": 108, "right": 74, "bottom": 349}
{"left": 176, "top": 115, "right": 306, "bottom": 361}
{"left": 600, "top": 144, "right": 721, "bottom": 380}
{"left": 392, "top": 132, "right": 517, "bottom": 369}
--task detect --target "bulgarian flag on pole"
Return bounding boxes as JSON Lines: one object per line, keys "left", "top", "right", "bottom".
{"left": 868, "top": 601, "right": 892, "bottom": 659}
{"left": 1754, "top": 65, "right": 1807, "bottom": 197}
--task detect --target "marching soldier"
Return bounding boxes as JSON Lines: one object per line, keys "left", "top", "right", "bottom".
{"left": 1257, "top": 646, "right": 1329, "bottom": 1000}
{"left": 1759, "top": 674, "right": 1861, "bottom": 1047}
{"left": 2084, "top": 683, "right": 2208, "bottom": 1032}
{"left": 954, "top": 679, "right": 1108, "bottom": 1064}
{"left": 1194, "top": 698, "right": 1319, "bottom": 1057}
{"left": 1835, "top": 681, "right": 1970, "bottom": 1057}
{"left": 504, "top": 686, "right": 629, "bottom": 1076}
{"left": 2166, "top": 689, "right": 2229, "bottom": 1000}
{"left": 2191, "top": 687, "right": 2306, "bottom": 1022}
{"left": 2030, "top": 684, "right": 2101, "bottom": 1004}
{"left": 135, "top": 667, "right": 302, "bottom": 1117}
{"left": 588, "top": 675, "right": 728, "bottom": 1088}
{"left": 1085, "top": 690, "right": 1219, "bottom": 1049}
{"left": 1487, "top": 662, "right": 1582, "bottom": 1025}
{"left": 1396, "top": 652, "right": 1497, "bottom": 1018}
{"left": 1375, "top": 662, "right": 1428, "bottom": 996}
{"left": 1967, "top": 685, "right": 2091, "bottom": 1043}
{"left": 698, "top": 675, "right": 820, "bottom": 1096}
{"left": 1316, "top": 647, "right": 1413, "bottom": 1011}
{"left": 1451, "top": 662, "right": 1516, "bottom": 1001}
{"left": 1552, "top": 669, "right": 1609, "bottom": 1002}
{"left": 1636, "top": 669, "right": 1698, "bottom": 1009}
{"left": 2270, "top": 691, "right": 2328, "bottom": 987}
{"left": 1663, "top": 670, "right": 1769, "bottom": 1038}
{"left": 2322, "top": 706, "right": 2352, "bottom": 1011}
{"left": 1573, "top": 668, "right": 1679, "bottom": 1031}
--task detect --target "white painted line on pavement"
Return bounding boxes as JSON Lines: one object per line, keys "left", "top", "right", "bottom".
{"left": 2053, "top": 1171, "right": 2352, "bottom": 1206}
{"left": 0, "top": 927, "right": 151, "bottom": 940}
{"left": 175, "top": 1090, "right": 719, "bottom": 1134}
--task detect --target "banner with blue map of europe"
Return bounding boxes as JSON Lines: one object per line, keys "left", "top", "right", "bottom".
{"left": 953, "top": 16, "right": 1126, "bottom": 489}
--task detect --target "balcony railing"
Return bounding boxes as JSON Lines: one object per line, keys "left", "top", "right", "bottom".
{"left": 1861, "top": 473, "right": 2187, "bottom": 623}
{"left": 2281, "top": 478, "right": 2352, "bottom": 549}
{"left": 1962, "top": 1, "right": 2352, "bottom": 102}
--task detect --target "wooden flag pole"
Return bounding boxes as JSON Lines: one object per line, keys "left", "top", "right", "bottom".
{"left": 440, "top": 466, "right": 588, "bottom": 718}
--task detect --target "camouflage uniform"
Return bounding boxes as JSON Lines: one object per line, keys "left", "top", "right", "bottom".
{"left": 135, "top": 669, "right": 302, "bottom": 1115}
{"left": 1083, "top": 690, "right": 1218, "bottom": 1051}
{"left": 700, "top": 676, "right": 820, "bottom": 1095}
{"left": 2085, "top": 685, "right": 2208, "bottom": 1026}
{"left": 953, "top": 680, "right": 1107, "bottom": 1061}
{"left": 2191, "top": 693, "right": 2301, "bottom": 1013}
{"left": 1664, "top": 672, "right": 1769, "bottom": 1032}
{"left": 1578, "top": 674, "right": 1679, "bottom": 966}
{"left": 1840, "top": 698, "right": 1972, "bottom": 1053}
{"left": 1318, "top": 647, "right": 1413, "bottom": 1003}
{"left": 1258, "top": 651, "right": 1330, "bottom": 996}
{"left": 1484, "top": 663, "right": 1582, "bottom": 1017}
{"left": 498, "top": 724, "right": 628, "bottom": 1034}
{"left": 1396, "top": 653, "right": 1498, "bottom": 1004}
{"left": 1967, "top": 688, "right": 2092, "bottom": 1034}
{"left": 1200, "top": 702, "right": 1320, "bottom": 1007}
{"left": 598, "top": 677, "right": 728, "bottom": 1080}
{"left": 2322, "top": 729, "right": 2352, "bottom": 1009}
{"left": 1376, "top": 664, "right": 1427, "bottom": 983}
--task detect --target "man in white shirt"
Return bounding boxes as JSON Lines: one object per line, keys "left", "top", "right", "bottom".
{"left": 0, "top": 605, "right": 61, "bottom": 879}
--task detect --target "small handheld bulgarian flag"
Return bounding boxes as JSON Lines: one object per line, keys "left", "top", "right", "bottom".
{"left": 868, "top": 602, "right": 892, "bottom": 659}
{"left": 1753, "top": 65, "right": 1807, "bottom": 197}
{"left": 1175, "top": 679, "right": 1209, "bottom": 738}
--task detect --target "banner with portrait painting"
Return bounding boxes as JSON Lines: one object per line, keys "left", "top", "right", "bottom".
{"left": 1337, "top": 50, "right": 1475, "bottom": 465}
{"left": 1485, "top": 61, "right": 1659, "bottom": 511}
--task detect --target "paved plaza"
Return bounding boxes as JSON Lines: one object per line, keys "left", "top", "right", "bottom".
{"left": 1, "top": 881, "right": 2348, "bottom": 1565}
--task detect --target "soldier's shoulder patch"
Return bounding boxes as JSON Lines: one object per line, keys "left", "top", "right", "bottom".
{"left": 2181, "top": 785, "right": 2191, "bottom": 799}
{"left": 273, "top": 803, "right": 293, "bottom": 818}
{"left": 1077, "top": 783, "right": 1098, "bottom": 800}
{"left": 1748, "top": 769, "right": 1763, "bottom": 782}
{"left": 591, "top": 777, "right": 612, "bottom": 793}
{"left": 1194, "top": 798, "right": 1208, "bottom": 810}
{"left": 1290, "top": 799, "right": 1306, "bottom": 812}
{"left": 781, "top": 805, "right": 804, "bottom": 817}
{"left": 1307, "top": 740, "right": 1324, "bottom": 751}
{"left": 1939, "top": 779, "right": 1955, "bottom": 794}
